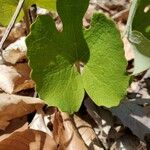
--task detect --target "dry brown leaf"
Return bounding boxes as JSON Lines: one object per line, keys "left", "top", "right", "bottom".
{"left": 3, "top": 37, "right": 27, "bottom": 64}
{"left": 0, "top": 93, "right": 45, "bottom": 130}
{"left": 84, "top": 98, "right": 113, "bottom": 149}
{"left": 0, "top": 63, "right": 34, "bottom": 94}
{"left": 53, "top": 111, "right": 87, "bottom": 150}
{"left": 8, "top": 23, "right": 26, "bottom": 42}
{"left": 30, "top": 109, "right": 53, "bottom": 136}
{"left": 73, "top": 114, "right": 104, "bottom": 150}
{"left": 0, "top": 23, "right": 26, "bottom": 49}
{"left": 0, "top": 129, "right": 57, "bottom": 150}
{"left": 13, "top": 63, "right": 35, "bottom": 93}
{"left": 0, "top": 56, "right": 3, "bottom": 65}
{"left": 0, "top": 116, "right": 28, "bottom": 142}
{"left": 0, "top": 65, "right": 20, "bottom": 93}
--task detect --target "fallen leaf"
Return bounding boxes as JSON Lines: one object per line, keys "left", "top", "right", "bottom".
{"left": 0, "top": 129, "right": 57, "bottom": 150}
{"left": 84, "top": 98, "right": 114, "bottom": 149}
{"left": 30, "top": 109, "right": 52, "bottom": 136}
{"left": 53, "top": 111, "right": 87, "bottom": 150}
{"left": 0, "top": 65, "right": 21, "bottom": 94}
{"left": 0, "top": 23, "right": 26, "bottom": 49}
{"left": 13, "top": 63, "right": 35, "bottom": 93}
{"left": 73, "top": 114, "right": 104, "bottom": 149}
{"left": 0, "top": 116, "right": 28, "bottom": 142}
{"left": 0, "top": 64, "right": 34, "bottom": 94}
{"left": 3, "top": 37, "right": 27, "bottom": 64}
{"left": 0, "top": 93, "right": 45, "bottom": 130}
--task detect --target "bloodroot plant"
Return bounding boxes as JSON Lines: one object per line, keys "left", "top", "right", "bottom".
{"left": 26, "top": 0, "right": 129, "bottom": 113}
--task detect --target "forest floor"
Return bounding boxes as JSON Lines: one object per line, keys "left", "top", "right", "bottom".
{"left": 0, "top": 0, "right": 149, "bottom": 149}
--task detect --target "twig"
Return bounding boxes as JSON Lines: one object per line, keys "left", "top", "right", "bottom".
{"left": 112, "top": 9, "right": 129, "bottom": 22}
{"left": 0, "top": 0, "right": 25, "bottom": 55}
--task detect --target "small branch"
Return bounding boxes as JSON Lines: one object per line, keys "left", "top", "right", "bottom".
{"left": 0, "top": 0, "right": 25, "bottom": 55}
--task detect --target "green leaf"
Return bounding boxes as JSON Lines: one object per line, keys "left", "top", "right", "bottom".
{"left": 129, "top": 31, "right": 150, "bottom": 57}
{"left": 26, "top": 0, "right": 129, "bottom": 113}
{"left": 132, "top": 0, "right": 150, "bottom": 39}
{"left": 132, "top": 44, "right": 150, "bottom": 75}
{"left": 0, "top": 0, "right": 20, "bottom": 26}
{"left": 0, "top": 0, "right": 56, "bottom": 26}
{"left": 125, "top": 0, "right": 150, "bottom": 74}
{"left": 83, "top": 14, "right": 129, "bottom": 107}
{"left": 126, "top": 0, "right": 150, "bottom": 38}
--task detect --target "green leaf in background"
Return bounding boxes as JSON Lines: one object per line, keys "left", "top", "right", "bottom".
{"left": 129, "top": 31, "right": 150, "bottom": 57}
{"left": 132, "top": 44, "right": 150, "bottom": 75}
{"left": 26, "top": 0, "right": 129, "bottom": 113}
{"left": 126, "top": 0, "right": 150, "bottom": 74}
{"left": 0, "top": 0, "right": 56, "bottom": 26}
{"left": 0, "top": 0, "right": 20, "bottom": 26}
{"left": 24, "top": 0, "right": 56, "bottom": 11}
{"left": 132, "top": 0, "right": 150, "bottom": 39}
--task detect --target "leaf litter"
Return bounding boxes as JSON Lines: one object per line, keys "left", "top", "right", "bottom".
{"left": 0, "top": 0, "right": 149, "bottom": 149}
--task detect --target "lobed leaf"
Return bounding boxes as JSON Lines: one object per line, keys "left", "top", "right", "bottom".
{"left": 26, "top": 0, "right": 129, "bottom": 113}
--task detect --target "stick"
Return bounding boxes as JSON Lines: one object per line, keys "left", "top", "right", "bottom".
{"left": 0, "top": 0, "right": 25, "bottom": 54}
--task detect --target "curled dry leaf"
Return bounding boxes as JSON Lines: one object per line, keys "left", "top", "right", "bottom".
{"left": 3, "top": 37, "right": 27, "bottom": 64}
{"left": 0, "top": 129, "right": 57, "bottom": 150}
{"left": 29, "top": 109, "right": 52, "bottom": 136}
{"left": 0, "top": 93, "right": 45, "bottom": 130}
{"left": 0, "top": 63, "right": 34, "bottom": 94}
{"left": 53, "top": 111, "right": 87, "bottom": 150}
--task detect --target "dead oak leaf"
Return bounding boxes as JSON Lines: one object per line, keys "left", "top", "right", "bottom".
{"left": 0, "top": 93, "right": 45, "bottom": 130}
{"left": 0, "top": 129, "right": 57, "bottom": 150}
{"left": 0, "top": 63, "right": 34, "bottom": 94}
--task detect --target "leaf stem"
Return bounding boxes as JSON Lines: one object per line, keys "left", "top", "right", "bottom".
{"left": 75, "top": 61, "right": 81, "bottom": 74}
